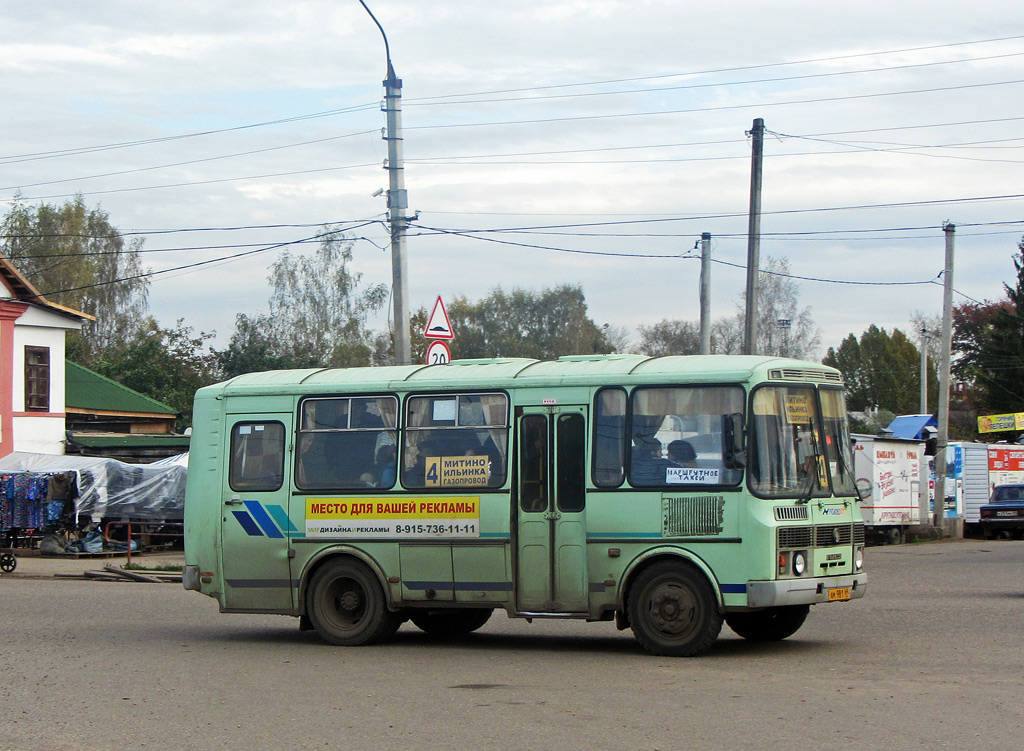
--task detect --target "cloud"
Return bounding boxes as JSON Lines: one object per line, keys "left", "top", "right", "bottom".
{"left": 3, "top": 1, "right": 1023, "bottom": 357}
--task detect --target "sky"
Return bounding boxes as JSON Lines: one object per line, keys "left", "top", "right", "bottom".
{"left": 2, "top": 1, "right": 1023, "bottom": 360}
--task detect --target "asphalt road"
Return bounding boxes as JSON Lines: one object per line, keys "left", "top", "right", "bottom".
{"left": 2, "top": 540, "right": 1022, "bottom": 751}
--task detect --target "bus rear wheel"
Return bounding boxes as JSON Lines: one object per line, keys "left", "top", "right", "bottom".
{"left": 410, "top": 608, "right": 493, "bottom": 637}
{"left": 307, "top": 558, "right": 400, "bottom": 646}
{"left": 725, "top": 604, "right": 810, "bottom": 641}
{"left": 627, "top": 562, "right": 722, "bottom": 657}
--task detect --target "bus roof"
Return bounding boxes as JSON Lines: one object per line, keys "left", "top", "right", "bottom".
{"left": 200, "top": 354, "right": 841, "bottom": 397}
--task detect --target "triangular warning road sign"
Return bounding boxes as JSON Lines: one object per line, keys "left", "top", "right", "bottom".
{"left": 423, "top": 296, "right": 454, "bottom": 340}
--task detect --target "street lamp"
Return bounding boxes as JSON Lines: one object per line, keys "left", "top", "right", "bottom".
{"left": 776, "top": 318, "right": 791, "bottom": 357}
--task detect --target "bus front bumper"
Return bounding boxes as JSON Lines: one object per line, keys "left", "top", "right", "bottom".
{"left": 745, "top": 573, "right": 867, "bottom": 608}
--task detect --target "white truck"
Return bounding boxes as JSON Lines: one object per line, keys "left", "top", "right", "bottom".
{"left": 853, "top": 434, "right": 925, "bottom": 544}
{"left": 926, "top": 441, "right": 990, "bottom": 535}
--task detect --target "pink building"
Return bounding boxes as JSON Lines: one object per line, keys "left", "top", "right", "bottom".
{"left": 0, "top": 255, "right": 91, "bottom": 457}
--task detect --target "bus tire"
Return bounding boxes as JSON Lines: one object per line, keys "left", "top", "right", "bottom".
{"left": 410, "top": 608, "right": 493, "bottom": 637}
{"left": 725, "top": 604, "right": 810, "bottom": 641}
{"left": 306, "top": 558, "right": 401, "bottom": 646}
{"left": 626, "top": 561, "right": 722, "bottom": 657}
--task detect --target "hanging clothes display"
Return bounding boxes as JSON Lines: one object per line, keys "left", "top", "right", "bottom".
{"left": 0, "top": 471, "right": 78, "bottom": 534}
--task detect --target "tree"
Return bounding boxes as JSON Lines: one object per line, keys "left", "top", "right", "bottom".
{"left": 410, "top": 284, "right": 611, "bottom": 362}
{"left": 92, "top": 319, "right": 220, "bottom": 429}
{"left": 823, "top": 325, "right": 932, "bottom": 415}
{"left": 218, "top": 313, "right": 294, "bottom": 378}
{"left": 712, "top": 256, "right": 821, "bottom": 358}
{"left": 952, "top": 242, "right": 1024, "bottom": 413}
{"left": 636, "top": 319, "right": 701, "bottom": 356}
{"left": 217, "top": 228, "right": 388, "bottom": 376}
{"left": 1, "top": 194, "right": 150, "bottom": 364}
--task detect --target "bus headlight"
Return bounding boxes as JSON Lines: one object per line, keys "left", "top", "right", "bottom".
{"left": 854, "top": 547, "right": 864, "bottom": 571}
{"left": 792, "top": 551, "right": 807, "bottom": 576}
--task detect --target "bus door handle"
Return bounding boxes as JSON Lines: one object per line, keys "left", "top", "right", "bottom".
{"left": 225, "top": 496, "right": 244, "bottom": 506}
{"left": 543, "top": 510, "right": 562, "bottom": 520}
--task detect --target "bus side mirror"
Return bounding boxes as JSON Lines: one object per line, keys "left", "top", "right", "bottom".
{"left": 723, "top": 412, "right": 745, "bottom": 469}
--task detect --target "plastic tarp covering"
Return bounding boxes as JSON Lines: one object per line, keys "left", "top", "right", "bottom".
{"left": 0, "top": 452, "right": 187, "bottom": 521}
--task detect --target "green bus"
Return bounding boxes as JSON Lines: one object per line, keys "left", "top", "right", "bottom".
{"left": 183, "top": 354, "right": 866, "bottom": 656}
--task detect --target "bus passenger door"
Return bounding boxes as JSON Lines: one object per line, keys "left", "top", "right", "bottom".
{"left": 221, "top": 416, "right": 296, "bottom": 611}
{"left": 516, "top": 406, "right": 589, "bottom": 613}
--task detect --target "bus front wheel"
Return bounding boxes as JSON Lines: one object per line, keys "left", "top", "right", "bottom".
{"left": 627, "top": 562, "right": 722, "bottom": 657}
{"left": 307, "top": 558, "right": 401, "bottom": 646}
{"left": 725, "top": 604, "right": 809, "bottom": 641}
{"left": 410, "top": 608, "right": 493, "bottom": 637}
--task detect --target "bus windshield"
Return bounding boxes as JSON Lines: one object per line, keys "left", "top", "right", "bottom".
{"left": 749, "top": 384, "right": 856, "bottom": 499}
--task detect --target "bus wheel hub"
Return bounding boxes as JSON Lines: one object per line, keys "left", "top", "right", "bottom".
{"left": 651, "top": 588, "right": 693, "bottom": 634}
{"left": 339, "top": 590, "right": 362, "bottom": 611}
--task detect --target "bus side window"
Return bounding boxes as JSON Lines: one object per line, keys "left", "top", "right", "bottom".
{"left": 229, "top": 422, "right": 285, "bottom": 492}
{"left": 593, "top": 387, "right": 626, "bottom": 487}
{"left": 403, "top": 393, "right": 509, "bottom": 489}
{"left": 296, "top": 396, "right": 398, "bottom": 490}
{"left": 521, "top": 414, "right": 547, "bottom": 511}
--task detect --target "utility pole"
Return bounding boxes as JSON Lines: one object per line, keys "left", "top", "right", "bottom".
{"left": 919, "top": 327, "right": 930, "bottom": 414}
{"left": 933, "top": 223, "right": 956, "bottom": 533}
{"left": 361, "top": 1, "right": 411, "bottom": 365}
{"left": 699, "top": 232, "right": 711, "bottom": 354}
{"left": 744, "top": 118, "right": 764, "bottom": 355}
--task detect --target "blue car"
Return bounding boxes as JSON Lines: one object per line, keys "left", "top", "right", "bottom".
{"left": 979, "top": 484, "right": 1024, "bottom": 539}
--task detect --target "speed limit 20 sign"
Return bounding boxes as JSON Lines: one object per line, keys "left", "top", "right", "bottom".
{"left": 426, "top": 340, "right": 451, "bottom": 365}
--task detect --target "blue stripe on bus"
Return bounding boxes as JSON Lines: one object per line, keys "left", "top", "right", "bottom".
{"left": 226, "top": 578, "right": 298, "bottom": 589}
{"left": 231, "top": 510, "right": 264, "bottom": 537}
{"left": 244, "top": 501, "right": 285, "bottom": 539}
{"left": 587, "top": 532, "right": 662, "bottom": 539}
{"left": 403, "top": 581, "right": 514, "bottom": 592}
{"left": 719, "top": 583, "right": 747, "bottom": 594}
{"left": 266, "top": 504, "right": 299, "bottom": 533}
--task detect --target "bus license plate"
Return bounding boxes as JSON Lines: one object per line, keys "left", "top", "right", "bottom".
{"left": 828, "top": 587, "right": 850, "bottom": 601}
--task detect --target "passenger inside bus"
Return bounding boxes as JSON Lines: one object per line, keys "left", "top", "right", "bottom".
{"left": 631, "top": 435, "right": 675, "bottom": 485}
{"left": 667, "top": 439, "right": 697, "bottom": 467}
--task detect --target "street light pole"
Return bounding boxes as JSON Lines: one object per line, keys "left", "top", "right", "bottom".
{"left": 743, "top": 118, "right": 764, "bottom": 355}
{"left": 776, "top": 318, "right": 791, "bottom": 358}
{"left": 360, "top": 1, "right": 411, "bottom": 365}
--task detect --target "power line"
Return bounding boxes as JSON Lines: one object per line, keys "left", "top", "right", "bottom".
{"left": 0, "top": 104, "right": 380, "bottom": 165}
{"left": 417, "top": 194, "right": 1024, "bottom": 234}
{"left": 411, "top": 224, "right": 949, "bottom": 288}
{"left": 406, "top": 35, "right": 1024, "bottom": 102}
{"left": 1, "top": 130, "right": 380, "bottom": 192}
{"left": 405, "top": 52, "right": 1024, "bottom": 108}
{"left": 8, "top": 161, "right": 383, "bottom": 203}
{"left": 35, "top": 223, "right": 380, "bottom": 297}
{"left": 406, "top": 118, "right": 1024, "bottom": 165}
{"left": 406, "top": 79, "right": 1024, "bottom": 132}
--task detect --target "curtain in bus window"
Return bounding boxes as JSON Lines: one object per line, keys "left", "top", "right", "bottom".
{"left": 296, "top": 396, "right": 398, "bottom": 490}
{"left": 628, "top": 386, "right": 744, "bottom": 487}
{"left": 403, "top": 393, "right": 509, "bottom": 489}
{"left": 229, "top": 422, "right": 285, "bottom": 492}
{"left": 593, "top": 388, "right": 626, "bottom": 487}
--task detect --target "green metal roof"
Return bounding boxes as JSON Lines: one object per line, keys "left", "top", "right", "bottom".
{"left": 201, "top": 354, "right": 839, "bottom": 398}
{"left": 65, "top": 360, "right": 177, "bottom": 416}
{"left": 67, "top": 433, "right": 191, "bottom": 449}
